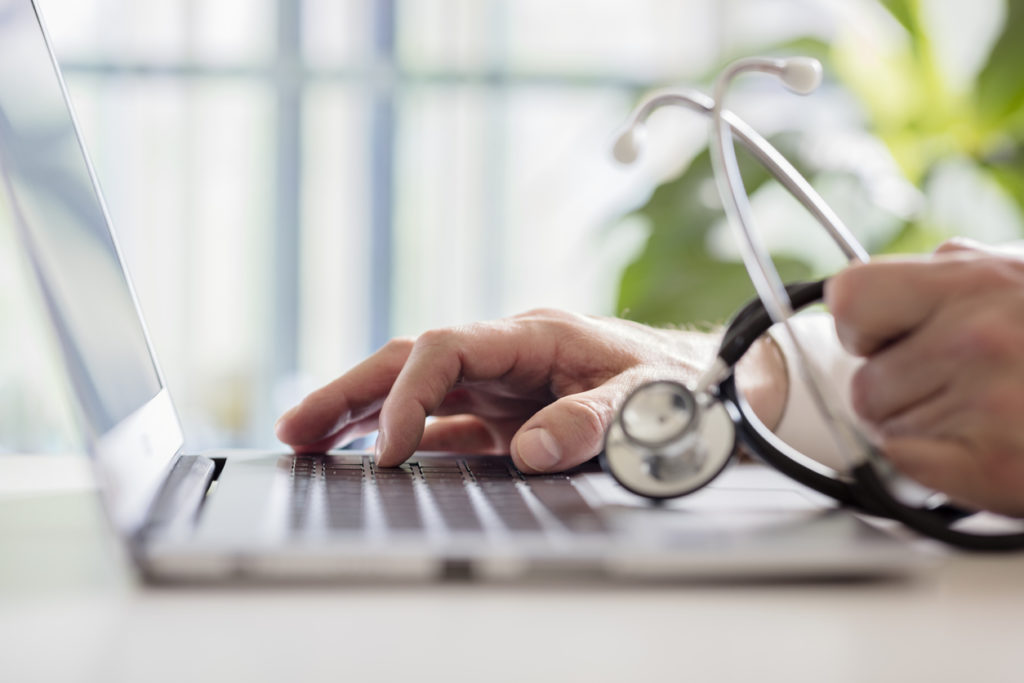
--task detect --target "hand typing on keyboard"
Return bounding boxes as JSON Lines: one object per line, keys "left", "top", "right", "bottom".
{"left": 274, "top": 309, "right": 786, "bottom": 474}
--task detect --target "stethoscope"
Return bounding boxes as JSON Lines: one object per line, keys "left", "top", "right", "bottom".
{"left": 602, "top": 56, "right": 1024, "bottom": 551}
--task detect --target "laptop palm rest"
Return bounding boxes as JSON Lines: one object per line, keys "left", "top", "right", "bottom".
{"left": 187, "top": 453, "right": 290, "bottom": 545}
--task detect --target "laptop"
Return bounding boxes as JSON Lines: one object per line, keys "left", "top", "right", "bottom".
{"left": 0, "top": 0, "right": 929, "bottom": 582}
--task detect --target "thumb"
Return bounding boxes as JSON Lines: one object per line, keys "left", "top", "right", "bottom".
{"left": 510, "top": 384, "right": 622, "bottom": 474}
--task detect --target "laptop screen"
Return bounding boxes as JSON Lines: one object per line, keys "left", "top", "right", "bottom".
{"left": 0, "top": 1, "right": 163, "bottom": 438}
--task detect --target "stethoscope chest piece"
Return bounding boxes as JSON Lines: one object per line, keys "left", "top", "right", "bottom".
{"left": 602, "top": 380, "right": 736, "bottom": 500}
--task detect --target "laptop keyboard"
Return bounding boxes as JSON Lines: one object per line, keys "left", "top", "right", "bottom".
{"left": 286, "top": 454, "right": 606, "bottom": 538}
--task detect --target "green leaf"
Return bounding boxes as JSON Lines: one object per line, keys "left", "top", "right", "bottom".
{"left": 616, "top": 138, "right": 812, "bottom": 328}
{"left": 875, "top": 220, "right": 945, "bottom": 255}
{"left": 975, "top": 0, "right": 1024, "bottom": 130}
{"left": 616, "top": 2, "right": 1024, "bottom": 331}
{"left": 878, "top": 0, "right": 927, "bottom": 55}
{"left": 983, "top": 146, "right": 1024, "bottom": 216}
{"left": 878, "top": 0, "right": 916, "bottom": 33}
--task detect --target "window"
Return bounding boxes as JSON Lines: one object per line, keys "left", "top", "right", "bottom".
{"left": 4, "top": 0, "right": 843, "bottom": 451}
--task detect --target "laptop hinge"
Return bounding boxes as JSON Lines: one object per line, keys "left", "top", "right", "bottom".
{"left": 137, "top": 455, "right": 216, "bottom": 541}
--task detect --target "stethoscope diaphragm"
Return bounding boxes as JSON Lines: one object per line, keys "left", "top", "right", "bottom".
{"left": 603, "top": 380, "right": 736, "bottom": 500}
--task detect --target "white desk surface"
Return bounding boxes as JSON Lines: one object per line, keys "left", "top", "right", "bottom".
{"left": 2, "top": 454, "right": 1023, "bottom": 683}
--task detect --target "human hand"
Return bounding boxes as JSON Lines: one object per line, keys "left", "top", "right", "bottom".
{"left": 275, "top": 309, "right": 737, "bottom": 473}
{"left": 826, "top": 238, "right": 1024, "bottom": 516}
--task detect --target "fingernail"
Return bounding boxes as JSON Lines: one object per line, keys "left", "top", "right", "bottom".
{"left": 374, "top": 431, "right": 387, "bottom": 465}
{"left": 517, "top": 428, "right": 560, "bottom": 472}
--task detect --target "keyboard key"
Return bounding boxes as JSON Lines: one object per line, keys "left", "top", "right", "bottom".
{"left": 289, "top": 456, "right": 321, "bottom": 530}
{"left": 419, "top": 469, "right": 482, "bottom": 532}
{"left": 287, "top": 455, "right": 605, "bottom": 539}
{"left": 372, "top": 465, "right": 423, "bottom": 531}
{"left": 526, "top": 476, "right": 607, "bottom": 534}
{"left": 466, "top": 462, "right": 542, "bottom": 532}
{"left": 324, "top": 467, "right": 364, "bottom": 531}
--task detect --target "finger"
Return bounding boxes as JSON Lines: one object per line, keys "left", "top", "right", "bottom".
{"left": 849, "top": 313, "right": 957, "bottom": 423}
{"left": 418, "top": 415, "right": 523, "bottom": 454}
{"left": 291, "top": 414, "right": 382, "bottom": 454}
{"left": 433, "top": 386, "right": 547, "bottom": 421}
{"left": 876, "top": 384, "right": 962, "bottom": 438}
{"left": 825, "top": 258, "right": 948, "bottom": 356}
{"left": 291, "top": 385, "right": 539, "bottom": 454}
{"left": 934, "top": 237, "right": 985, "bottom": 255}
{"left": 275, "top": 337, "right": 415, "bottom": 447}
{"left": 881, "top": 436, "right": 990, "bottom": 513}
{"left": 376, "top": 322, "right": 554, "bottom": 467}
{"left": 509, "top": 380, "right": 629, "bottom": 474}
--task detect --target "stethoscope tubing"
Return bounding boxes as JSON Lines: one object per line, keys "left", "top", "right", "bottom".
{"left": 716, "top": 281, "right": 1024, "bottom": 551}
{"left": 621, "top": 90, "right": 868, "bottom": 265}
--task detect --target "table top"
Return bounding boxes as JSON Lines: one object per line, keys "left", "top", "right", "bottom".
{"left": 3, "top": 454, "right": 1023, "bottom": 683}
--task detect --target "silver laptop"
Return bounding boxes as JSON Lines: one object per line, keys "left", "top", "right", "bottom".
{"left": 0, "top": 0, "right": 929, "bottom": 582}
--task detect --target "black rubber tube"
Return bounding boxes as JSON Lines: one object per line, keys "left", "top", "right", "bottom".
{"left": 851, "top": 462, "right": 1024, "bottom": 552}
{"left": 717, "top": 280, "right": 991, "bottom": 542}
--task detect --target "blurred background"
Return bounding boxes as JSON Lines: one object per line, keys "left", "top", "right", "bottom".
{"left": 2, "top": 0, "right": 1022, "bottom": 454}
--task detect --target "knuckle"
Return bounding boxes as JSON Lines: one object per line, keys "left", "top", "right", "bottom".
{"left": 515, "top": 307, "right": 577, "bottom": 330}
{"left": 934, "top": 237, "right": 978, "bottom": 255}
{"left": 515, "top": 307, "right": 587, "bottom": 341}
{"left": 561, "top": 395, "right": 612, "bottom": 449}
{"left": 415, "top": 327, "right": 458, "bottom": 350}
{"left": 519, "top": 307, "right": 569, "bottom": 319}
{"left": 382, "top": 336, "right": 416, "bottom": 356}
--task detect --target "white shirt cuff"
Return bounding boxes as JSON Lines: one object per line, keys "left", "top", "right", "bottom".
{"left": 768, "top": 312, "right": 863, "bottom": 471}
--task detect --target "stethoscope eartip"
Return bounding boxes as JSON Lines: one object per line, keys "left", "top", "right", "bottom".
{"left": 612, "top": 124, "right": 645, "bottom": 164}
{"left": 779, "top": 57, "right": 823, "bottom": 95}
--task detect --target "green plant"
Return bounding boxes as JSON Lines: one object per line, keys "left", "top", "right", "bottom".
{"left": 617, "top": 0, "right": 1024, "bottom": 327}
{"left": 617, "top": 135, "right": 814, "bottom": 326}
